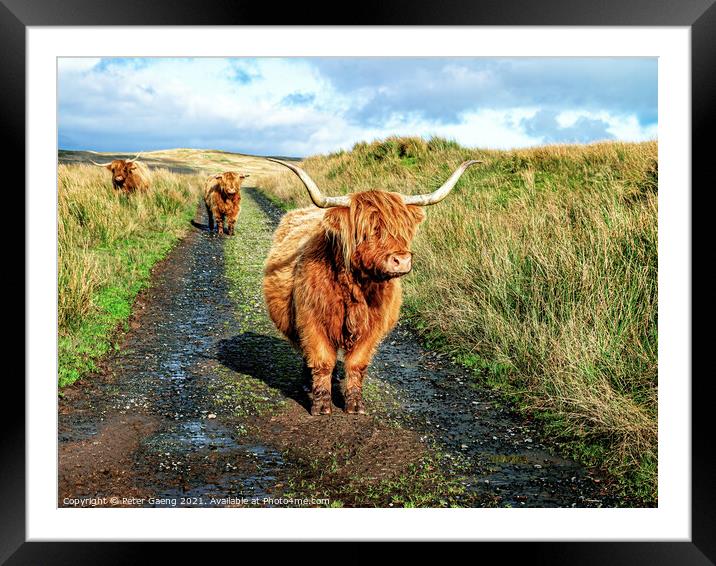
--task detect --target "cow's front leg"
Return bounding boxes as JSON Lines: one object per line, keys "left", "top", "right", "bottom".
{"left": 227, "top": 220, "right": 236, "bottom": 236}
{"left": 309, "top": 361, "right": 335, "bottom": 416}
{"left": 344, "top": 363, "right": 367, "bottom": 414}
{"left": 343, "top": 330, "right": 385, "bottom": 414}
{"left": 304, "top": 336, "right": 337, "bottom": 416}
{"left": 216, "top": 215, "right": 225, "bottom": 235}
{"left": 344, "top": 348, "right": 374, "bottom": 415}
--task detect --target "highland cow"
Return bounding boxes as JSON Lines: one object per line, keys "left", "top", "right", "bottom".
{"left": 263, "top": 158, "right": 480, "bottom": 416}
{"left": 91, "top": 153, "right": 150, "bottom": 194}
{"left": 203, "top": 172, "right": 250, "bottom": 235}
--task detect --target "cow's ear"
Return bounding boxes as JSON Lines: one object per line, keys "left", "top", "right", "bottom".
{"left": 322, "top": 207, "right": 350, "bottom": 240}
{"left": 406, "top": 204, "right": 426, "bottom": 225}
{"left": 106, "top": 164, "right": 113, "bottom": 171}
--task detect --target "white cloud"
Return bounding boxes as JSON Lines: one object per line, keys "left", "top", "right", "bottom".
{"left": 604, "top": 114, "right": 658, "bottom": 141}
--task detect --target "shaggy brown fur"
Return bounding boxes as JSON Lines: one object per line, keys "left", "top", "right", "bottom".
{"left": 104, "top": 160, "right": 150, "bottom": 194}
{"left": 203, "top": 172, "right": 250, "bottom": 235}
{"left": 264, "top": 191, "right": 425, "bottom": 415}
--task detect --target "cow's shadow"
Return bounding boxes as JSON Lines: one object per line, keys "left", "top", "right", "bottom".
{"left": 215, "top": 332, "right": 347, "bottom": 413}
{"left": 190, "top": 219, "right": 211, "bottom": 232}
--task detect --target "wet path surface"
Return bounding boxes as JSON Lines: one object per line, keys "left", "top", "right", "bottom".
{"left": 59, "top": 189, "right": 621, "bottom": 508}
{"left": 370, "top": 330, "right": 615, "bottom": 507}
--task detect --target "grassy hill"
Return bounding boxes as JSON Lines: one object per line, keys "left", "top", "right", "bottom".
{"left": 58, "top": 148, "right": 297, "bottom": 175}
{"left": 256, "top": 136, "right": 658, "bottom": 503}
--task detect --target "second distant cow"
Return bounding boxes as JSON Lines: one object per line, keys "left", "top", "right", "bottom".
{"left": 91, "top": 153, "right": 150, "bottom": 194}
{"left": 203, "top": 171, "right": 250, "bottom": 235}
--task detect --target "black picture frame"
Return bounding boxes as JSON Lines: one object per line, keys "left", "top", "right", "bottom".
{"left": 6, "top": 0, "right": 709, "bottom": 563}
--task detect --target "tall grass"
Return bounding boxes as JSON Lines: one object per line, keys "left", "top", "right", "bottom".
{"left": 58, "top": 163, "right": 203, "bottom": 386}
{"left": 257, "top": 136, "right": 658, "bottom": 503}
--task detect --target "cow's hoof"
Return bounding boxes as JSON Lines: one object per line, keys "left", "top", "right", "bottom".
{"left": 310, "top": 403, "right": 332, "bottom": 416}
{"left": 344, "top": 391, "right": 366, "bottom": 415}
{"left": 345, "top": 402, "right": 366, "bottom": 415}
{"left": 310, "top": 393, "right": 332, "bottom": 416}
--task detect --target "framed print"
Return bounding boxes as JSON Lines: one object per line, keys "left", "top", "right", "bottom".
{"left": 7, "top": 0, "right": 711, "bottom": 562}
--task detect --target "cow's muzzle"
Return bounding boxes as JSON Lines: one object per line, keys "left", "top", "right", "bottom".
{"left": 386, "top": 253, "right": 412, "bottom": 275}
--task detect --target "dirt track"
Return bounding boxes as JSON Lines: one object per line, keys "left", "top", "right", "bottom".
{"left": 59, "top": 174, "right": 629, "bottom": 508}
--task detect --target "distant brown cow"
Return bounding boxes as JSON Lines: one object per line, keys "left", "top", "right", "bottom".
{"left": 91, "top": 153, "right": 150, "bottom": 194}
{"left": 203, "top": 171, "right": 250, "bottom": 235}
{"left": 263, "top": 158, "right": 480, "bottom": 416}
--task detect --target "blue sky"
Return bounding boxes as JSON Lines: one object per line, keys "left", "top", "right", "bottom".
{"left": 58, "top": 57, "right": 657, "bottom": 157}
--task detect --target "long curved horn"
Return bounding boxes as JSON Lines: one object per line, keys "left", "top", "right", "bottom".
{"left": 267, "top": 158, "right": 350, "bottom": 208}
{"left": 90, "top": 160, "right": 113, "bottom": 167}
{"left": 127, "top": 152, "right": 143, "bottom": 162}
{"left": 402, "top": 160, "right": 483, "bottom": 206}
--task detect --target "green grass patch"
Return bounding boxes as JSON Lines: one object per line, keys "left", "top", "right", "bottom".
{"left": 220, "top": 187, "right": 296, "bottom": 416}
{"left": 252, "top": 187, "right": 296, "bottom": 213}
{"left": 281, "top": 450, "right": 484, "bottom": 508}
